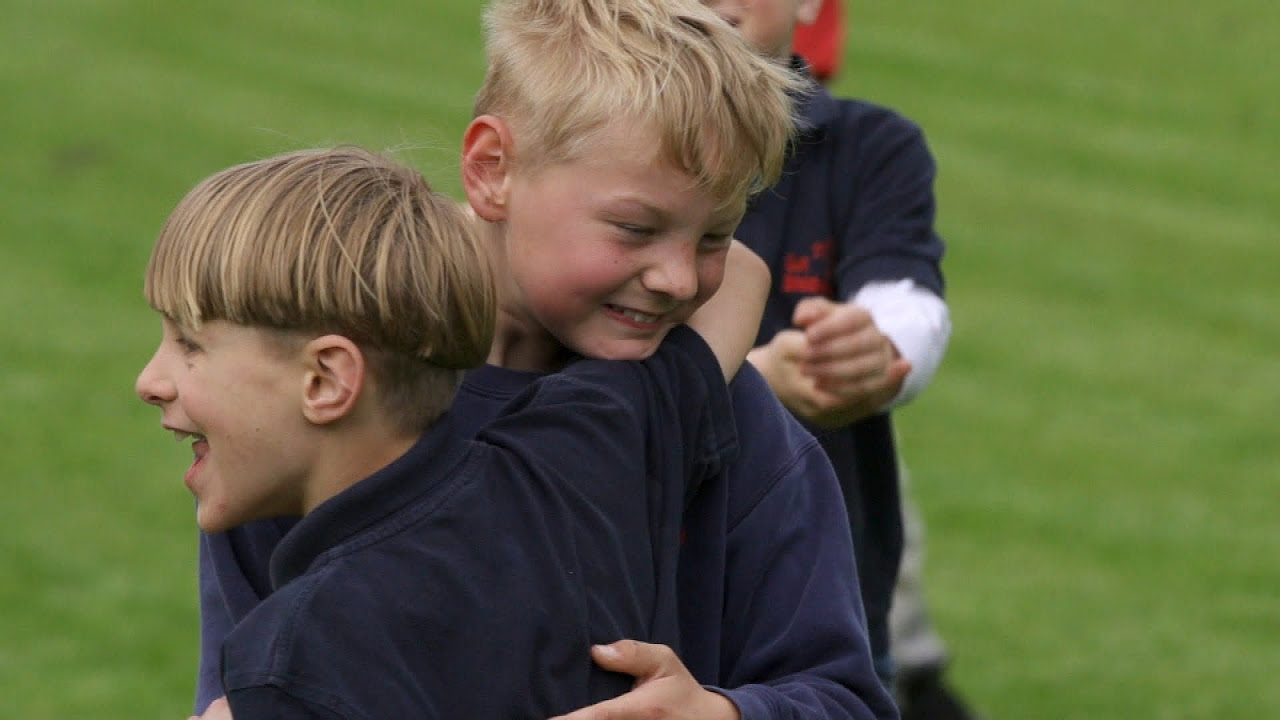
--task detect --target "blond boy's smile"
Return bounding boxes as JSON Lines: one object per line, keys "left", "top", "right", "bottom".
{"left": 604, "top": 303, "right": 666, "bottom": 329}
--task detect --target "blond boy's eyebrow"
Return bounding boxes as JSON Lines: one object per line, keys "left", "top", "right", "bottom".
{"left": 605, "top": 195, "right": 740, "bottom": 232}
{"left": 605, "top": 195, "right": 668, "bottom": 219}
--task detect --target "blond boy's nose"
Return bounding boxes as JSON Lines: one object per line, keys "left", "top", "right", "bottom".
{"left": 644, "top": 248, "right": 699, "bottom": 301}
{"left": 647, "top": 265, "right": 697, "bottom": 301}
{"left": 135, "top": 357, "right": 174, "bottom": 406}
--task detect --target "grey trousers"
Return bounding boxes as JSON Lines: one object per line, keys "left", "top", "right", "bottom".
{"left": 889, "top": 463, "right": 949, "bottom": 674}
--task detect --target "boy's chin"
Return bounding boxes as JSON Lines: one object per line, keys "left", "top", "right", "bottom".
{"left": 573, "top": 336, "right": 661, "bottom": 362}
{"left": 195, "top": 499, "right": 243, "bottom": 534}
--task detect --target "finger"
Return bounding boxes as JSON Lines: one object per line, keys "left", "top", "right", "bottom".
{"left": 590, "top": 640, "right": 678, "bottom": 680}
{"left": 768, "top": 329, "right": 811, "bottom": 364}
{"left": 204, "top": 697, "right": 233, "bottom": 720}
{"left": 802, "top": 328, "right": 883, "bottom": 366}
{"left": 883, "top": 357, "right": 912, "bottom": 387}
{"left": 808, "top": 358, "right": 883, "bottom": 395}
{"left": 791, "top": 296, "right": 836, "bottom": 328}
{"left": 803, "top": 305, "right": 875, "bottom": 346}
{"left": 804, "top": 330, "right": 891, "bottom": 378}
{"left": 796, "top": 383, "right": 850, "bottom": 418}
{"left": 814, "top": 357, "right": 912, "bottom": 404}
{"left": 549, "top": 643, "right": 684, "bottom": 720}
{"left": 811, "top": 349, "right": 909, "bottom": 393}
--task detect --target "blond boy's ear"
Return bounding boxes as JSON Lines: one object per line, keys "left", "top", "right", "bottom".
{"left": 461, "top": 115, "right": 514, "bottom": 223}
{"left": 300, "top": 335, "right": 365, "bottom": 426}
{"left": 796, "top": 0, "right": 823, "bottom": 25}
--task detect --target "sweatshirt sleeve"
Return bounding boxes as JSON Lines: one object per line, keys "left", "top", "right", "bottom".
{"left": 507, "top": 324, "right": 738, "bottom": 490}
{"left": 705, "top": 369, "right": 900, "bottom": 720}
{"left": 832, "top": 104, "right": 945, "bottom": 301}
{"left": 226, "top": 685, "right": 350, "bottom": 720}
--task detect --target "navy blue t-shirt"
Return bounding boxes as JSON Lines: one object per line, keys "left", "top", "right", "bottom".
{"left": 733, "top": 71, "right": 947, "bottom": 666}
{"left": 219, "top": 326, "right": 735, "bottom": 719}
{"left": 198, "top": 363, "right": 898, "bottom": 718}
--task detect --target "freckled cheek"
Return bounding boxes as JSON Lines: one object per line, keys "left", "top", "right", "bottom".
{"left": 695, "top": 261, "right": 727, "bottom": 304}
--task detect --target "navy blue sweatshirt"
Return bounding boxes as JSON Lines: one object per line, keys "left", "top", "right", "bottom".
{"left": 733, "top": 73, "right": 947, "bottom": 666}
{"left": 199, "top": 359, "right": 897, "bottom": 718}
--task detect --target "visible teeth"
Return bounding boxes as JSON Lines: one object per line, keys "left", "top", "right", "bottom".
{"left": 620, "top": 308, "right": 659, "bottom": 323}
{"left": 172, "top": 430, "right": 207, "bottom": 443}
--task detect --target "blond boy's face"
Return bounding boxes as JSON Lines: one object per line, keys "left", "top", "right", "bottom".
{"left": 136, "top": 318, "right": 312, "bottom": 533}
{"left": 501, "top": 123, "right": 741, "bottom": 361}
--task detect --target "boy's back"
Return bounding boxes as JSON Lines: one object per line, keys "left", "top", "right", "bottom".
{"left": 218, "top": 325, "right": 739, "bottom": 719}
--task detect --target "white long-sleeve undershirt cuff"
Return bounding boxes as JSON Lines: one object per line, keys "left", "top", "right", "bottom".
{"left": 850, "top": 279, "right": 952, "bottom": 410}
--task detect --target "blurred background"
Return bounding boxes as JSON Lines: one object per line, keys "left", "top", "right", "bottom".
{"left": 1, "top": 1, "right": 1276, "bottom": 718}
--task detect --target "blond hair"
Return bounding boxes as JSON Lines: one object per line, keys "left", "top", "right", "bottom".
{"left": 475, "top": 0, "right": 803, "bottom": 212}
{"left": 144, "top": 147, "right": 496, "bottom": 431}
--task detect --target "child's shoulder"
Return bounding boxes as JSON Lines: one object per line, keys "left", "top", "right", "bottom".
{"left": 795, "top": 89, "right": 933, "bottom": 180}
{"left": 548, "top": 324, "right": 711, "bottom": 390}
{"left": 484, "top": 324, "right": 729, "bottom": 453}
{"left": 809, "top": 89, "right": 925, "bottom": 145}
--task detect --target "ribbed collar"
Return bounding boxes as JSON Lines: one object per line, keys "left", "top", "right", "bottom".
{"left": 269, "top": 413, "right": 471, "bottom": 588}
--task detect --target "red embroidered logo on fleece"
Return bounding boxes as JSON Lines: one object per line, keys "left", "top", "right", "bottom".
{"left": 781, "top": 238, "right": 835, "bottom": 297}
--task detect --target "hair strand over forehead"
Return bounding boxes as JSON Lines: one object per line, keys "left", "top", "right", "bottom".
{"left": 475, "top": 0, "right": 804, "bottom": 211}
{"left": 144, "top": 147, "right": 497, "bottom": 431}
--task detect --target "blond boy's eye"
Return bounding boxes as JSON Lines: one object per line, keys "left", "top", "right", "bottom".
{"left": 175, "top": 335, "right": 201, "bottom": 354}
{"left": 616, "top": 222, "right": 654, "bottom": 237}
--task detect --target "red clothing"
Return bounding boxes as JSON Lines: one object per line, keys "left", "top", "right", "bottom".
{"left": 793, "top": 0, "right": 845, "bottom": 82}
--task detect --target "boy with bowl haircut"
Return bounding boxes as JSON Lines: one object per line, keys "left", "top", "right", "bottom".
{"left": 142, "top": 146, "right": 770, "bottom": 719}
{"left": 193, "top": 1, "right": 899, "bottom": 719}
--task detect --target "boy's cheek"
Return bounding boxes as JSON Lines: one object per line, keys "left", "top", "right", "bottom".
{"left": 695, "top": 263, "right": 728, "bottom": 303}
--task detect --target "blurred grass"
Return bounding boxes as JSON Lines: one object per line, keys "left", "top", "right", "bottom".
{"left": 840, "top": 1, "right": 1279, "bottom": 718}
{"left": 1, "top": 2, "right": 486, "bottom": 716}
{"left": 1, "top": 0, "right": 1276, "bottom": 718}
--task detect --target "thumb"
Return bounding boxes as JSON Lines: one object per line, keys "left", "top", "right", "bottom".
{"left": 791, "top": 296, "right": 834, "bottom": 328}
{"left": 590, "top": 640, "right": 676, "bottom": 681}
{"left": 885, "top": 357, "right": 912, "bottom": 388}
{"left": 771, "top": 329, "right": 810, "bottom": 362}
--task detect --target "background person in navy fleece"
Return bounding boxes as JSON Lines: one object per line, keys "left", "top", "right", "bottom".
{"left": 790, "top": 6, "right": 985, "bottom": 719}
{"left": 700, "top": 0, "right": 952, "bottom": 688}
{"left": 192, "top": 1, "right": 898, "bottom": 719}
{"left": 139, "top": 146, "right": 771, "bottom": 719}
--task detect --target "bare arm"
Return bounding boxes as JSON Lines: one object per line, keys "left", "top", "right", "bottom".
{"left": 686, "top": 240, "right": 770, "bottom": 382}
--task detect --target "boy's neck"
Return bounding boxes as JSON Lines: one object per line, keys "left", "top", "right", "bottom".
{"left": 301, "top": 423, "right": 418, "bottom": 515}
{"left": 484, "top": 234, "right": 573, "bottom": 372}
{"left": 487, "top": 311, "right": 572, "bottom": 372}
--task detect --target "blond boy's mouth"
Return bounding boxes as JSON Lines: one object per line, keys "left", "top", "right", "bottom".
{"left": 606, "top": 304, "right": 661, "bottom": 325}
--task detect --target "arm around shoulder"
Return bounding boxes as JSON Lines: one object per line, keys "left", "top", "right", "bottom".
{"left": 686, "top": 240, "right": 770, "bottom": 382}
{"left": 711, "top": 371, "right": 899, "bottom": 719}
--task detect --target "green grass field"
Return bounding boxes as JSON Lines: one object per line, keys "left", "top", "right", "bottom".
{"left": 1, "top": 1, "right": 1276, "bottom": 717}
